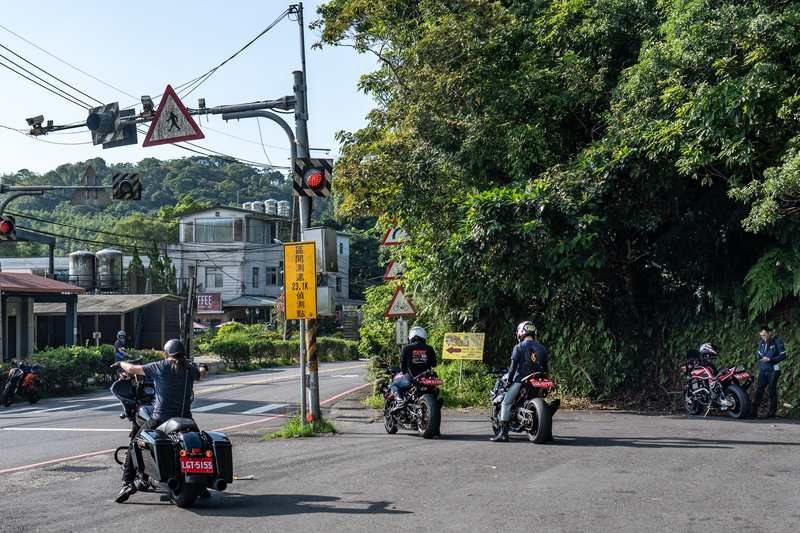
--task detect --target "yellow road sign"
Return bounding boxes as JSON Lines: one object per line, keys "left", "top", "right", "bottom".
{"left": 284, "top": 241, "right": 317, "bottom": 319}
{"left": 442, "top": 332, "right": 485, "bottom": 360}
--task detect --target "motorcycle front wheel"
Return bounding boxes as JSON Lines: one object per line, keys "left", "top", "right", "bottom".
{"left": 2, "top": 382, "right": 15, "bottom": 407}
{"left": 682, "top": 387, "right": 702, "bottom": 415}
{"left": 527, "top": 398, "right": 552, "bottom": 444}
{"left": 170, "top": 481, "right": 199, "bottom": 508}
{"left": 724, "top": 384, "right": 751, "bottom": 419}
{"left": 416, "top": 394, "right": 441, "bottom": 439}
{"left": 27, "top": 387, "right": 42, "bottom": 404}
{"left": 384, "top": 406, "right": 398, "bottom": 434}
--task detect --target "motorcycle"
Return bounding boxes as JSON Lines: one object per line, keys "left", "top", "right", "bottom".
{"left": 111, "top": 361, "right": 232, "bottom": 508}
{"left": 2, "top": 360, "right": 44, "bottom": 407}
{"left": 378, "top": 367, "right": 443, "bottom": 439}
{"left": 488, "top": 367, "right": 555, "bottom": 443}
{"left": 681, "top": 351, "right": 753, "bottom": 419}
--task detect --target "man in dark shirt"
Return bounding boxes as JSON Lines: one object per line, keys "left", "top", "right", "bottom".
{"left": 390, "top": 326, "right": 437, "bottom": 412}
{"left": 748, "top": 326, "right": 787, "bottom": 418}
{"left": 114, "top": 331, "right": 132, "bottom": 379}
{"left": 113, "top": 339, "right": 207, "bottom": 503}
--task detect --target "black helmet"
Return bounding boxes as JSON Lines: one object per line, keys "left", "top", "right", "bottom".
{"left": 164, "top": 339, "right": 186, "bottom": 357}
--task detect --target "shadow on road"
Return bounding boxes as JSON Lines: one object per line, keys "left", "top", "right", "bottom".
{"left": 179, "top": 492, "right": 411, "bottom": 517}
{"left": 545, "top": 435, "right": 800, "bottom": 449}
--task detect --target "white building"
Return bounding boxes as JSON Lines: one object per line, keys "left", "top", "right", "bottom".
{"left": 164, "top": 204, "right": 352, "bottom": 326}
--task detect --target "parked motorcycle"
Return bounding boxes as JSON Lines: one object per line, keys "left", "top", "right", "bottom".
{"left": 681, "top": 352, "right": 753, "bottom": 419}
{"left": 2, "top": 360, "right": 44, "bottom": 407}
{"left": 111, "top": 362, "right": 232, "bottom": 508}
{"left": 378, "top": 367, "right": 443, "bottom": 439}
{"left": 488, "top": 367, "right": 554, "bottom": 443}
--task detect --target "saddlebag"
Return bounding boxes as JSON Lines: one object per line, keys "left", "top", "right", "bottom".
{"left": 136, "top": 429, "right": 175, "bottom": 482}
{"left": 206, "top": 431, "right": 233, "bottom": 483}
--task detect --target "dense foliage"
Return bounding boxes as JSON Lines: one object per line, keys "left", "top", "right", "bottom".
{"left": 316, "top": 0, "right": 800, "bottom": 404}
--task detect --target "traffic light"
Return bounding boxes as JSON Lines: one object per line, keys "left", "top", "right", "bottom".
{"left": 292, "top": 158, "right": 333, "bottom": 197}
{"left": 0, "top": 215, "right": 17, "bottom": 241}
{"left": 87, "top": 103, "right": 137, "bottom": 149}
{"left": 112, "top": 173, "right": 142, "bottom": 200}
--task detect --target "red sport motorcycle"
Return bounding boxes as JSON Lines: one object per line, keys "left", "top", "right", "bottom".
{"left": 681, "top": 352, "right": 753, "bottom": 419}
{"left": 2, "top": 360, "right": 44, "bottom": 407}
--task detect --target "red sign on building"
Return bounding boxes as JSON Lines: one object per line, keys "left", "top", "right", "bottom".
{"left": 196, "top": 293, "right": 221, "bottom": 311}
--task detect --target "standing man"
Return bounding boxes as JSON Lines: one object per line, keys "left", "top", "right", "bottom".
{"left": 748, "top": 326, "right": 786, "bottom": 419}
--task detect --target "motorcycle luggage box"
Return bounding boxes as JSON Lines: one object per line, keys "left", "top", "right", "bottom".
{"left": 136, "top": 429, "right": 175, "bottom": 482}
{"left": 206, "top": 431, "right": 233, "bottom": 483}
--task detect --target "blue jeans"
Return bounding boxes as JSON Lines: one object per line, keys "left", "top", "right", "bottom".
{"left": 390, "top": 375, "right": 412, "bottom": 396}
{"left": 500, "top": 382, "right": 522, "bottom": 422}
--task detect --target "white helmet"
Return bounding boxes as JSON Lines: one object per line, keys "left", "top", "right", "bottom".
{"left": 409, "top": 326, "right": 427, "bottom": 343}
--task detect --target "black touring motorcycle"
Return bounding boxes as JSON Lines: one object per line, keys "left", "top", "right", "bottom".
{"left": 378, "top": 367, "right": 443, "bottom": 439}
{"left": 111, "top": 358, "right": 233, "bottom": 508}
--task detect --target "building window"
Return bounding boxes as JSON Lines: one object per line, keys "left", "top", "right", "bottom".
{"left": 267, "top": 267, "right": 278, "bottom": 285}
{"left": 252, "top": 267, "right": 259, "bottom": 288}
{"left": 195, "top": 218, "right": 233, "bottom": 243}
{"left": 339, "top": 242, "right": 344, "bottom": 254}
{"left": 247, "top": 218, "right": 265, "bottom": 243}
{"left": 336, "top": 276, "right": 342, "bottom": 293}
{"left": 206, "top": 267, "right": 223, "bottom": 288}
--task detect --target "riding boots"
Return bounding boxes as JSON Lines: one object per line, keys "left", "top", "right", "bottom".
{"left": 490, "top": 422, "right": 509, "bottom": 442}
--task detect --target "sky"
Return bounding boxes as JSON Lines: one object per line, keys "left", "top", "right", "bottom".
{"left": 0, "top": 1, "right": 377, "bottom": 179}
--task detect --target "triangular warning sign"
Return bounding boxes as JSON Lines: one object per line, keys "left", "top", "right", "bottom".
{"left": 384, "top": 286, "right": 417, "bottom": 317}
{"left": 383, "top": 260, "right": 405, "bottom": 281}
{"left": 70, "top": 165, "right": 112, "bottom": 206}
{"left": 380, "top": 221, "right": 409, "bottom": 246}
{"left": 143, "top": 85, "right": 205, "bottom": 147}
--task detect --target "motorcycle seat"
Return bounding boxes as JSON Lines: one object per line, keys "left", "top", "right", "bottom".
{"left": 157, "top": 418, "right": 199, "bottom": 434}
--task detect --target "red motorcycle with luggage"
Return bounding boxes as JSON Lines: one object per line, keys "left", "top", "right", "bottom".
{"left": 681, "top": 343, "right": 753, "bottom": 419}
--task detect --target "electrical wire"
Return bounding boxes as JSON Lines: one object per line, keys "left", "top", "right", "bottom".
{"left": 0, "top": 58, "right": 89, "bottom": 109}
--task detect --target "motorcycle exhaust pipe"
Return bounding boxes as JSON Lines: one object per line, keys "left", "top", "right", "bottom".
{"left": 208, "top": 477, "right": 227, "bottom": 491}
{"left": 148, "top": 477, "right": 167, "bottom": 489}
{"left": 166, "top": 477, "right": 180, "bottom": 491}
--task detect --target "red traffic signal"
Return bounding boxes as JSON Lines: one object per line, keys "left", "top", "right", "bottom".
{"left": 0, "top": 215, "right": 16, "bottom": 240}
{"left": 304, "top": 168, "right": 326, "bottom": 192}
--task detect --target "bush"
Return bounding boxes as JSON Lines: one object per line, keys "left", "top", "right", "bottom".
{"left": 435, "top": 360, "right": 495, "bottom": 408}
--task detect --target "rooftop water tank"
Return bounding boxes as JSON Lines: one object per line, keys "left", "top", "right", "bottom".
{"left": 265, "top": 199, "right": 277, "bottom": 215}
{"left": 277, "top": 200, "right": 290, "bottom": 218}
{"left": 96, "top": 248, "right": 123, "bottom": 291}
{"left": 252, "top": 201, "right": 264, "bottom": 213}
{"left": 242, "top": 201, "right": 254, "bottom": 211}
{"left": 69, "top": 251, "right": 95, "bottom": 290}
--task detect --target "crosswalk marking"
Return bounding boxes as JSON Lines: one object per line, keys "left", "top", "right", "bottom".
{"left": 29, "top": 406, "right": 73, "bottom": 414}
{"left": 193, "top": 402, "right": 236, "bottom": 413}
{"left": 76, "top": 403, "right": 121, "bottom": 412}
{"left": 242, "top": 403, "right": 288, "bottom": 415}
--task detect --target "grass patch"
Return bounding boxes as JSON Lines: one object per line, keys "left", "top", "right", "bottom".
{"left": 364, "top": 394, "right": 384, "bottom": 409}
{"left": 265, "top": 414, "right": 337, "bottom": 438}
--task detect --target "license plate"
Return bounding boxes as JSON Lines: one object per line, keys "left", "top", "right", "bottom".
{"left": 180, "top": 457, "right": 213, "bottom": 473}
{"left": 530, "top": 380, "right": 554, "bottom": 388}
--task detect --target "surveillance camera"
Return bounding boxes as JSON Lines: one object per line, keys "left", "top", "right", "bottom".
{"left": 26, "top": 115, "right": 44, "bottom": 126}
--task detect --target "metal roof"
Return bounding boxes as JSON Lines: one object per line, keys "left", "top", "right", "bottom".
{"left": 0, "top": 273, "right": 85, "bottom": 294}
{"left": 34, "top": 293, "right": 182, "bottom": 316}
{"left": 223, "top": 295, "right": 278, "bottom": 307}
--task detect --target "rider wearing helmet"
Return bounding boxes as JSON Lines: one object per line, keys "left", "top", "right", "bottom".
{"left": 113, "top": 339, "right": 209, "bottom": 503}
{"left": 390, "top": 325, "right": 437, "bottom": 412}
{"left": 114, "top": 331, "right": 132, "bottom": 379}
{"left": 491, "top": 321, "right": 552, "bottom": 442}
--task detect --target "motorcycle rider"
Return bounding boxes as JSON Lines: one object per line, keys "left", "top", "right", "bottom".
{"left": 748, "top": 326, "right": 787, "bottom": 418}
{"left": 491, "top": 321, "right": 557, "bottom": 442}
{"left": 113, "top": 339, "right": 208, "bottom": 503}
{"left": 114, "top": 331, "right": 132, "bottom": 379}
{"left": 390, "top": 325, "right": 437, "bottom": 413}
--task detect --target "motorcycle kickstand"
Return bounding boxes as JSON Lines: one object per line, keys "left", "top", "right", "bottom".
{"left": 703, "top": 405, "right": 712, "bottom": 418}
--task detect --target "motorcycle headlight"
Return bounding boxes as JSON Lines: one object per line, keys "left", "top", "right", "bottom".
{"left": 144, "top": 387, "right": 155, "bottom": 395}
{"left": 734, "top": 365, "right": 745, "bottom": 373}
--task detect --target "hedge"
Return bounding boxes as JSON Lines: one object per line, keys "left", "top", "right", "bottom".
{"left": 206, "top": 332, "right": 359, "bottom": 369}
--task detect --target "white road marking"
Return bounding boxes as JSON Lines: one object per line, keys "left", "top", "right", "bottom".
{"left": 193, "top": 402, "right": 236, "bottom": 412}
{"left": 0, "top": 427, "right": 129, "bottom": 432}
{"left": 28, "top": 406, "right": 73, "bottom": 413}
{"left": 242, "top": 403, "right": 288, "bottom": 415}
{"left": 76, "top": 403, "right": 121, "bottom": 412}
{"left": 332, "top": 375, "right": 360, "bottom": 378}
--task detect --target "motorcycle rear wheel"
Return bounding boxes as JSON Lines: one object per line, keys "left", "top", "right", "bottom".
{"left": 682, "top": 387, "right": 702, "bottom": 415}
{"left": 416, "top": 394, "right": 441, "bottom": 439}
{"left": 170, "top": 481, "right": 199, "bottom": 508}
{"left": 2, "top": 382, "right": 15, "bottom": 407}
{"left": 527, "top": 398, "right": 552, "bottom": 444}
{"left": 724, "top": 384, "right": 750, "bottom": 419}
{"left": 384, "top": 406, "right": 398, "bottom": 434}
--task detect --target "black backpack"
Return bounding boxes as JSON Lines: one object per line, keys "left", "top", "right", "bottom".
{"left": 522, "top": 346, "right": 543, "bottom": 376}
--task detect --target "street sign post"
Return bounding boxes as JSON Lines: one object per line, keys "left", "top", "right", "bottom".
{"left": 283, "top": 241, "right": 317, "bottom": 320}
{"left": 142, "top": 85, "right": 205, "bottom": 147}
{"left": 380, "top": 225, "right": 409, "bottom": 246}
{"left": 395, "top": 319, "right": 408, "bottom": 345}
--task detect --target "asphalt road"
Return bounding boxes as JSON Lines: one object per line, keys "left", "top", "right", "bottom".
{"left": 0, "top": 360, "right": 367, "bottom": 472}
{"left": 1, "top": 381, "right": 799, "bottom": 532}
